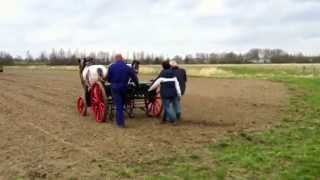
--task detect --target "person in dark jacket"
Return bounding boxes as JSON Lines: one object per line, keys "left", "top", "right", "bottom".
{"left": 170, "top": 60, "right": 187, "bottom": 95}
{"left": 170, "top": 60, "right": 187, "bottom": 120}
{"left": 107, "top": 54, "right": 139, "bottom": 128}
{"left": 149, "top": 61, "right": 181, "bottom": 124}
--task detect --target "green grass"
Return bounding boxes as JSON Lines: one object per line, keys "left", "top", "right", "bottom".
{"left": 109, "top": 67, "right": 320, "bottom": 179}
{"left": 219, "top": 66, "right": 320, "bottom": 78}
{"left": 206, "top": 75, "right": 320, "bottom": 179}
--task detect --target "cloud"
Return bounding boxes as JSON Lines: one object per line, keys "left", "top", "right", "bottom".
{"left": 195, "top": 0, "right": 224, "bottom": 16}
{"left": 0, "top": 0, "right": 319, "bottom": 57}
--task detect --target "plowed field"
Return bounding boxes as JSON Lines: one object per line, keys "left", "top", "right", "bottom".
{"left": 0, "top": 68, "right": 288, "bottom": 179}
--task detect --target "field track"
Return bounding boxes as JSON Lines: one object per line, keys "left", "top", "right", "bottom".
{"left": 0, "top": 68, "right": 288, "bottom": 179}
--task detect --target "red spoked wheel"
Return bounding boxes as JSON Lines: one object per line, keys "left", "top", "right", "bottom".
{"left": 77, "top": 96, "right": 87, "bottom": 116}
{"left": 126, "top": 99, "right": 135, "bottom": 118}
{"left": 146, "top": 89, "right": 163, "bottom": 117}
{"left": 91, "top": 82, "right": 108, "bottom": 123}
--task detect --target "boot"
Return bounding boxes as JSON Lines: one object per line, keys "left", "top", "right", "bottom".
{"left": 176, "top": 113, "right": 181, "bottom": 120}
{"left": 160, "top": 116, "right": 166, "bottom": 124}
{"left": 161, "top": 112, "right": 167, "bottom": 124}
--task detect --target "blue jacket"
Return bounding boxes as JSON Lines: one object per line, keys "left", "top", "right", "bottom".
{"left": 158, "top": 69, "right": 178, "bottom": 99}
{"left": 107, "top": 61, "right": 139, "bottom": 94}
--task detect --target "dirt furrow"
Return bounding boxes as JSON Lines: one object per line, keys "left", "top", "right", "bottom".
{"left": 0, "top": 69, "right": 289, "bottom": 179}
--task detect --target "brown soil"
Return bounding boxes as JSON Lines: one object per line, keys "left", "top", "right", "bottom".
{"left": 0, "top": 69, "right": 288, "bottom": 179}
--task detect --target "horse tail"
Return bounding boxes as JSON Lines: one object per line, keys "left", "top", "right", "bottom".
{"left": 97, "top": 68, "right": 104, "bottom": 81}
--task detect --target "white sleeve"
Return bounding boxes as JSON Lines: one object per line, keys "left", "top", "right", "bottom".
{"left": 174, "top": 77, "right": 181, "bottom": 97}
{"left": 148, "top": 78, "right": 162, "bottom": 91}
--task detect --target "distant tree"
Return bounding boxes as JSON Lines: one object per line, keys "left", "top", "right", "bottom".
{"left": 144, "top": 54, "right": 153, "bottom": 64}
{"left": 195, "top": 53, "right": 207, "bottom": 64}
{"left": 38, "top": 51, "right": 48, "bottom": 63}
{"left": 58, "top": 48, "right": 66, "bottom": 59}
{"left": 25, "top": 50, "right": 34, "bottom": 62}
{"left": 209, "top": 53, "right": 219, "bottom": 64}
{"left": 133, "top": 52, "right": 137, "bottom": 60}
{"left": 184, "top": 54, "right": 193, "bottom": 64}
{"left": 0, "top": 51, "right": 14, "bottom": 65}
{"left": 14, "top": 55, "right": 23, "bottom": 64}
{"left": 1, "top": 47, "right": 319, "bottom": 66}
{"left": 173, "top": 55, "right": 183, "bottom": 62}
{"left": 271, "top": 49, "right": 288, "bottom": 57}
{"left": 88, "top": 52, "right": 96, "bottom": 59}
{"left": 69, "top": 53, "right": 78, "bottom": 65}
{"left": 245, "top": 48, "right": 260, "bottom": 60}
{"left": 48, "top": 49, "right": 58, "bottom": 65}
{"left": 154, "top": 57, "right": 162, "bottom": 64}
{"left": 140, "top": 51, "right": 145, "bottom": 61}
{"left": 223, "top": 52, "right": 239, "bottom": 63}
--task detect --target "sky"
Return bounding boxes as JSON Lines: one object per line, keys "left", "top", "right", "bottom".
{"left": 0, "top": 0, "right": 319, "bottom": 57}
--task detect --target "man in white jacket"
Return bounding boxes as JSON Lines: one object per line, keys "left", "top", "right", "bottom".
{"left": 148, "top": 61, "right": 181, "bottom": 125}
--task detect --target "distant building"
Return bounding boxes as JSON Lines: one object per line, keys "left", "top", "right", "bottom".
{"left": 248, "top": 51, "right": 271, "bottom": 64}
{"left": 249, "top": 59, "right": 271, "bottom": 64}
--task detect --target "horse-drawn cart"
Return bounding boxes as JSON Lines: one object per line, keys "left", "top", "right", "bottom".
{"left": 77, "top": 81, "right": 163, "bottom": 123}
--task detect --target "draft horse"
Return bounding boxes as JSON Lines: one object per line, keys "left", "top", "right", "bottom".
{"left": 77, "top": 58, "right": 140, "bottom": 118}
{"left": 78, "top": 58, "right": 108, "bottom": 114}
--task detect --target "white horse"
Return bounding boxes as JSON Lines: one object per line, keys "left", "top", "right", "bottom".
{"left": 78, "top": 58, "right": 108, "bottom": 90}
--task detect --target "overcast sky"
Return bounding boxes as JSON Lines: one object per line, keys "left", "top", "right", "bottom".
{"left": 0, "top": 0, "right": 319, "bottom": 57}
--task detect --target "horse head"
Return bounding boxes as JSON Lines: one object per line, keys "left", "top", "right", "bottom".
{"left": 131, "top": 60, "right": 140, "bottom": 74}
{"left": 78, "top": 57, "right": 95, "bottom": 73}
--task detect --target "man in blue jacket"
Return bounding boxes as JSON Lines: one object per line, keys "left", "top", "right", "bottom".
{"left": 170, "top": 60, "right": 187, "bottom": 120}
{"left": 107, "top": 54, "right": 139, "bottom": 128}
{"left": 170, "top": 60, "right": 187, "bottom": 96}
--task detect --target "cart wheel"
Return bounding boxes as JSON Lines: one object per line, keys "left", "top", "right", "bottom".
{"left": 126, "top": 98, "right": 135, "bottom": 118}
{"left": 108, "top": 97, "right": 114, "bottom": 121}
{"left": 146, "top": 91, "right": 163, "bottom": 117}
{"left": 91, "top": 82, "right": 108, "bottom": 123}
{"left": 77, "top": 96, "right": 87, "bottom": 116}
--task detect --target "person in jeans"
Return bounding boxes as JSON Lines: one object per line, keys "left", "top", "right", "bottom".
{"left": 170, "top": 60, "right": 187, "bottom": 120}
{"left": 148, "top": 61, "right": 181, "bottom": 124}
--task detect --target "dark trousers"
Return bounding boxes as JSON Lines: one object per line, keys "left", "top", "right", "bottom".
{"left": 111, "top": 90, "right": 126, "bottom": 127}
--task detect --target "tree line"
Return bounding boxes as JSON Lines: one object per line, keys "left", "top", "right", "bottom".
{"left": 0, "top": 48, "right": 320, "bottom": 65}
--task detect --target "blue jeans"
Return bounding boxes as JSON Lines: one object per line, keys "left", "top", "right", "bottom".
{"left": 172, "top": 97, "right": 181, "bottom": 120}
{"left": 162, "top": 97, "right": 181, "bottom": 122}
{"left": 111, "top": 90, "right": 126, "bottom": 127}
